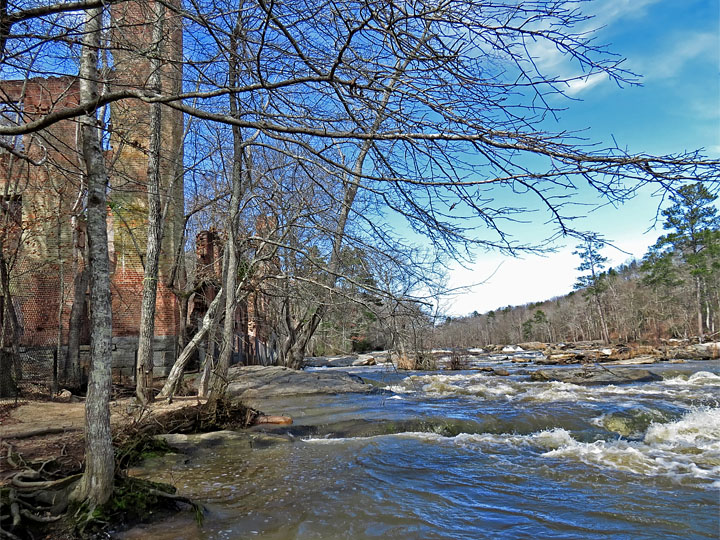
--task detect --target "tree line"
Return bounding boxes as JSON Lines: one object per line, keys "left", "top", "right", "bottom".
{"left": 433, "top": 184, "right": 720, "bottom": 347}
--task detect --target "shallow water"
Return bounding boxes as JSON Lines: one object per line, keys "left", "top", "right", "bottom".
{"left": 123, "top": 362, "right": 720, "bottom": 539}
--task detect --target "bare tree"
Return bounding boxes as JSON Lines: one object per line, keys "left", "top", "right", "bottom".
{"left": 135, "top": 0, "right": 166, "bottom": 403}
{"left": 69, "top": 5, "right": 114, "bottom": 510}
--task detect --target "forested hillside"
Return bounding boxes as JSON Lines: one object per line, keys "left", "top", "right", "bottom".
{"left": 433, "top": 184, "right": 720, "bottom": 347}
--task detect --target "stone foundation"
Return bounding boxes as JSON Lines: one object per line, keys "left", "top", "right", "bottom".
{"left": 111, "top": 335, "right": 178, "bottom": 381}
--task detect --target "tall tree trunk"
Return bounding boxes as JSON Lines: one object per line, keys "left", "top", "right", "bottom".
{"left": 71, "top": 6, "right": 114, "bottom": 510}
{"left": 65, "top": 267, "right": 88, "bottom": 385}
{"left": 198, "top": 292, "right": 225, "bottom": 398}
{"left": 136, "top": 0, "right": 166, "bottom": 403}
{"left": 0, "top": 254, "right": 20, "bottom": 397}
{"left": 65, "top": 121, "right": 89, "bottom": 387}
{"left": 53, "top": 196, "right": 65, "bottom": 396}
{"left": 208, "top": 17, "right": 245, "bottom": 399}
{"left": 595, "top": 295, "right": 610, "bottom": 344}
{"left": 696, "top": 276, "right": 704, "bottom": 342}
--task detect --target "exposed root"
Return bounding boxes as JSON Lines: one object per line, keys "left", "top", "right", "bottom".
{"left": 11, "top": 471, "right": 82, "bottom": 490}
{"left": 1, "top": 471, "right": 78, "bottom": 539}
{"left": 0, "top": 427, "right": 80, "bottom": 440}
{"left": 1, "top": 397, "right": 260, "bottom": 538}
{"left": 2, "top": 442, "right": 26, "bottom": 471}
{"left": 18, "top": 509, "right": 61, "bottom": 523}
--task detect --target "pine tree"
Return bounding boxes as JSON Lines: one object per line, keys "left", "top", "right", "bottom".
{"left": 574, "top": 235, "right": 610, "bottom": 343}
{"left": 646, "top": 183, "right": 720, "bottom": 341}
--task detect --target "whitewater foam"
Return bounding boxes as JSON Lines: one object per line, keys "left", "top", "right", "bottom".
{"left": 305, "top": 408, "right": 719, "bottom": 487}
{"left": 387, "top": 369, "right": 720, "bottom": 405}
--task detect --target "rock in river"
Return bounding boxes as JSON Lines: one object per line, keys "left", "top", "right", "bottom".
{"left": 530, "top": 367, "right": 662, "bottom": 385}
{"left": 225, "top": 365, "right": 375, "bottom": 400}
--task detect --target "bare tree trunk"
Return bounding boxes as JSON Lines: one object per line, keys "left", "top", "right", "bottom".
{"left": 136, "top": 0, "right": 165, "bottom": 403}
{"left": 0, "top": 257, "right": 20, "bottom": 397}
{"left": 65, "top": 267, "right": 88, "bottom": 385}
{"left": 595, "top": 295, "right": 610, "bottom": 344}
{"left": 207, "top": 220, "right": 240, "bottom": 397}
{"left": 53, "top": 196, "right": 65, "bottom": 396}
{"left": 71, "top": 6, "right": 114, "bottom": 510}
{"left": 65, "top": 122, "right": 88, "bottom": 387}
{"left": 198, "top": 292, "right": 225, "bottom": 398}
{"left": 208, "top": 17, "right": 245, "bottom": 399}
{"left": 696, "top": 276, "right": 704, "bottom": 342}
{"left": 157, "top": 286, "right": 226, "bottom": 400}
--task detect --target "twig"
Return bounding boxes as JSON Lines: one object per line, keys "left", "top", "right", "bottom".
{"left": 19, "top": 509, "right": 61, "bottom": 523}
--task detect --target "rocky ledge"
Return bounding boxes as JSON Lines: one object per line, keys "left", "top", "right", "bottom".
{"left": 224, "top": 365, "right": 376, "bottom": 400}
{"left": 530, "top": 367, "right": 663, "bottom": 385}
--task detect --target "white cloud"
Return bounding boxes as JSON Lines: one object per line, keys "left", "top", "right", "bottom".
{"left": 584, "top": 0, "right": 662, "bottom": 30}
{"left": 445, "top": 233, "right": 660, "bottom": 317}
{"left": 564, "top": 72, "right": 608, "bottom": 96}
{"left": 707, "top": 144, "right": 720, "bottom": 157}
{"left": 521, "top": 0, "right": 663, "bottom": 97}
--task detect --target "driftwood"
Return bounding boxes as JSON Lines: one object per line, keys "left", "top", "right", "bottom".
{"left": 255, "top": 415, "right": 293, "bottom": 425}
{"left": 114, "top": 398, "right": 261, "bottom": 444}
{"left": 1, "top": 426, "right": 82, "bottom": 440}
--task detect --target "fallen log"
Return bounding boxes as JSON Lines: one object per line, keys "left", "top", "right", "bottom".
{"left": 255, "top": 415, "right": 293, "bottom": 425}
{"left": 0, "top": 427, "right": 81, "bottom": 440}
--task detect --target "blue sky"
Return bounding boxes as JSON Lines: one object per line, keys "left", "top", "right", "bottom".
{"left": 445, "top": 0, "right": 720, "bottom": 316}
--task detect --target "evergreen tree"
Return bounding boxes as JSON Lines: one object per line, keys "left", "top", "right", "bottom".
{"left": 646, "top": 183, "right": 720, "bottom": 340}
{"left": 574, "top": 235, "right": 610, "bottom": 343}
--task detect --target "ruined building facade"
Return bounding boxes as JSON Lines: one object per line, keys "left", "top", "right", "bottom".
{"left": 0, "top": 1, "right": 186, "bottom": 383}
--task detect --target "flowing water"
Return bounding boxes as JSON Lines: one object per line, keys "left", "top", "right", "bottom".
{"left": 122, "top": 361, "right": 720, "bottom": 539}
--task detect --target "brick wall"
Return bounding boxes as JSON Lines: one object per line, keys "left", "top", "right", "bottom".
{"left": 0, "top": 1, "right": 186, "bottom": 377}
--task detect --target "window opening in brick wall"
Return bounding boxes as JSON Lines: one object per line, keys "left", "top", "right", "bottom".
{"left": 0, "top": 194, "right": 21, "bottom": 226}
{"left": 0, "top": 101, "right": 24, "bottom": 153}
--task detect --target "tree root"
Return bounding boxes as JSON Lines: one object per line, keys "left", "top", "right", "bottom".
{"left": 18, "top": 509, "right": 61, "bottom": 523}
{"left": 0, "top": 398, "right": 259, "bottom": 538}
{"left": 0, "top": 427, "right": 81, "bottom": 440}
{"left": 1, "top": 463, "right": 81, "bottom": 538}
{"left": 11, "top": 471, "right": 82, "bottom": 491}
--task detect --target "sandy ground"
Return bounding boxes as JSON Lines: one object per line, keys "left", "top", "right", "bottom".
{"left": 0, "top": 395, "right": 206, "bottom": 484}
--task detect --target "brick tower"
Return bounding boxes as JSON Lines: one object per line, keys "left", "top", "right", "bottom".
{"left": 0, "top": 1, "right": 186, "bottom": 385}
{"left": 106, "top": 0, "right": 185, "bottom": 374}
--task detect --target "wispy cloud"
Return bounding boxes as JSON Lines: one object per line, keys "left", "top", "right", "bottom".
{"left": 564, "top": 72, "right": 607, "bottom": 96}
{"left": 638, "top": 31, "right": 718, "bottom": 80}
{"left": 583, "top": 0, "right": 662, "bottom": 30}
{"left": 523, "top": 0, "right": 663, "bottom": 96}
{"left": 707, "top": 144, "right": 720, "bottom": 157}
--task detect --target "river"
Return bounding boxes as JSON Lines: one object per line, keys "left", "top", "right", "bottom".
{"left": 122, "top": 359, "right": 720, "bottom": 539}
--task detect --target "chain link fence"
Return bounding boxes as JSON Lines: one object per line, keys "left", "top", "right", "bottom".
{"left": 0, "top": 345, "right": 88, "bottom": 399}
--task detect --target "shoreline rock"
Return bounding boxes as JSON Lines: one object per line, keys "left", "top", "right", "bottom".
{"left": 530, "top": 367, "right": 663, "bottom": 385}
{"left": 225, "top": 365, "right": 376, "bottom": 400}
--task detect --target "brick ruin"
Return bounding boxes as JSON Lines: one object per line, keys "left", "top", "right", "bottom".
{"left": 191, "top": 230, "right": 275, "bottom": 367}
{"left": 0, "top": 1, "right": 266, "bottom": 385}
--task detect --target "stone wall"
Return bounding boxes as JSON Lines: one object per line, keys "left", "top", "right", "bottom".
{"left": 111, "top": 335, "right": 178, "bottom": 381}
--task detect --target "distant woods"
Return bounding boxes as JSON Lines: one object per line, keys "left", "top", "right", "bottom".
{"left": 434, "top": 184, "right": 720, "bottom": 346}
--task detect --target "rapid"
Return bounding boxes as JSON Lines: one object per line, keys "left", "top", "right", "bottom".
{"left": 123, "top": 360, "right": 720, "bottom": 539}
